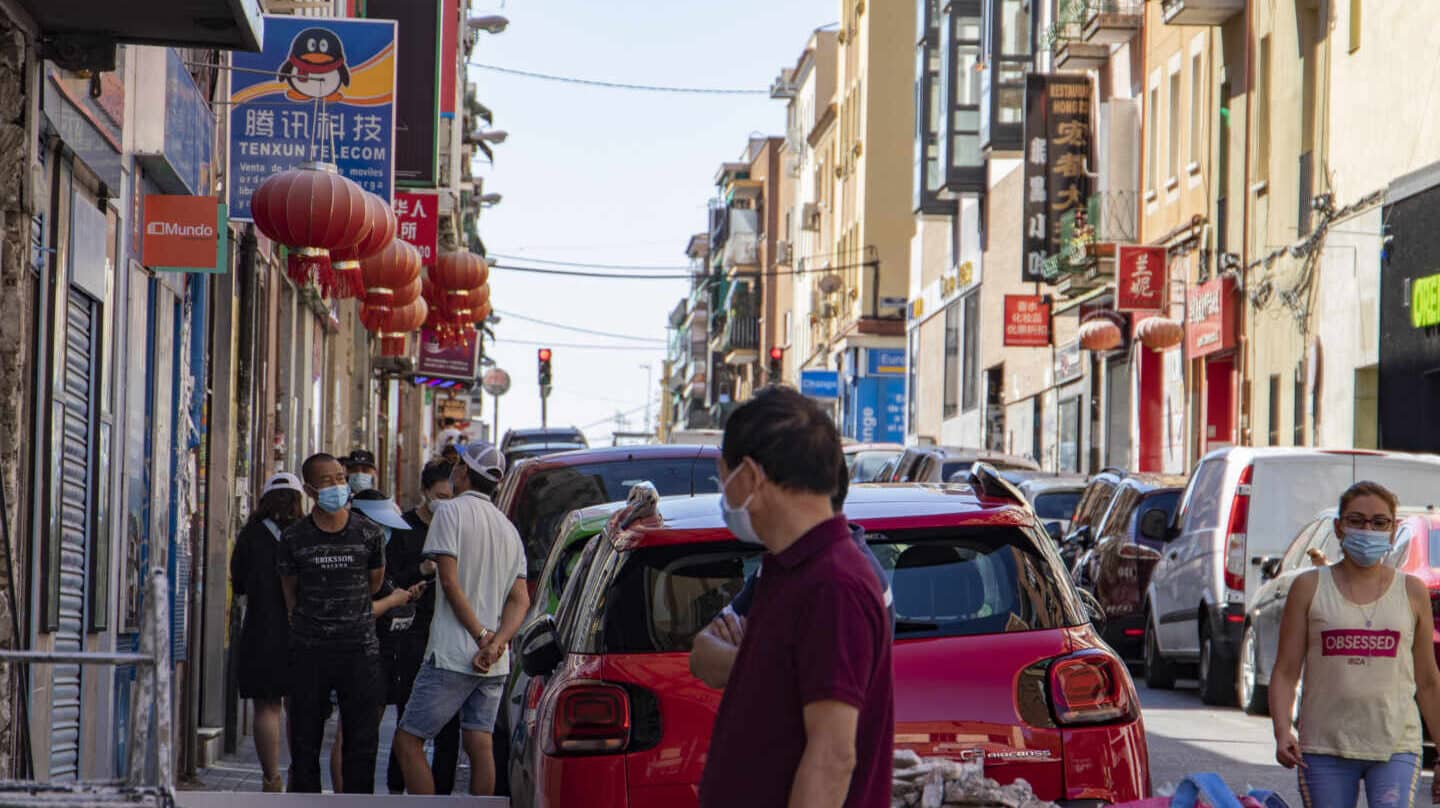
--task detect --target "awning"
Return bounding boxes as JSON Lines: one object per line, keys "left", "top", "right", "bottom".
{"left": 20, "top": 0, "right": 263, "bottom": 53}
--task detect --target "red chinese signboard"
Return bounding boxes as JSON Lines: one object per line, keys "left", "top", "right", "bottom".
{"left": 1186, "top": 277, "right": 1238, "bottom": 358}
{"left": 394, "top": 191, "right": 439, "bottom": 265}
{"left": 1117, "top": 246, "right": 1166, "bottom": 312}
{"left": 1004, "top": 295, "right": 1052, "bottom": 347}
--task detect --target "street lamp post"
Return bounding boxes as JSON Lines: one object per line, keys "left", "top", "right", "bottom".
{"left": 641, "top": 363, "right": 653, "bottom": 435}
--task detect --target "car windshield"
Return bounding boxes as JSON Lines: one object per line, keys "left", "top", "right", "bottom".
{"left": 514, "top": 457, "right": 718, "bottom": 577}
{"left": 1033, "top": 490, "right": 1082, "bottom": 521}
{"left": 851, "top": 451, "right": 900, "bottom": 482}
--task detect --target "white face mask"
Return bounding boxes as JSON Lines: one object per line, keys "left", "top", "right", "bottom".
{"left": 718, "top": 463, "right": 764, "bottom": 545}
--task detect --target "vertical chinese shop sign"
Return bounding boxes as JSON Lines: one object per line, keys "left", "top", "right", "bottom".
{"left": 1021, "top": 74, "right": 1092, "bottom": 283}
{"left": 1116, "top": 245, "right": 1167, "bottom": 312}
{"left": 394, "top": 191, "right": 439, "bottom": 266}
{"left": 1003, "top": 295, "right": 1052, "bottom": 347}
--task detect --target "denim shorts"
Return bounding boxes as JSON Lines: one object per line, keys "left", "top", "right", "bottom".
{"left": 1298, "top": 753, "right": 1420, "bottom": 808}
{"left": 397, "top": 659, "right": 506, "bottom": 737}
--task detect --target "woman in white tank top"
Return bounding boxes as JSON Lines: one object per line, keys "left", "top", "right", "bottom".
{"left": 1270, "top": 482, "right": 1440, "bottom": 808}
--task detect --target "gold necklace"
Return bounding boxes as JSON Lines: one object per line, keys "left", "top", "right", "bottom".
{"left": 1338, "top": 567, "right": 1386, "bottom": 628}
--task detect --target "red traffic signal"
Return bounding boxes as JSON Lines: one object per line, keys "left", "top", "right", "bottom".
{"left": 538, "top": 348, "right": 552, "bottom": 362}
{"left": 769, "top": 346, "right": 784, "bottom": 362}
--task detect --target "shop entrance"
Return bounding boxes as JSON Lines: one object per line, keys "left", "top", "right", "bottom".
{"left": 1205, "top": 355, "right": 1236, "bottom": 452}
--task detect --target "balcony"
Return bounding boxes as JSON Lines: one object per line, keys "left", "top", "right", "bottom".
{"left": 1089, "top": 190, "right": 1139, "bottom": 248}
{"left": 1055, "top": 41, "right": 1109, "bottom": 71}
{"left": 713, "top": 314, "right": 759, "bottom": 366}
{"left": 1083, "top": 0, "right": 1142, "bottom": 45}
{"left": 1161, "top": 0, "right": 1243, "bottom": 26}
{"left": 18, "top": 0, "right": 262, "bottom": 63}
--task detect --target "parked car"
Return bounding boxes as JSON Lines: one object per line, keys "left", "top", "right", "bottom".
{"left": 1237, "top": 506, "right": 1437, "bottom": 715}
{"left": 1140, "top": 447, "right": 1440, "bottom": 705}
{"left": 1014, "top": 475, "right": 1087, "bottom": 539}
{"left": 500, "top": 427, "right": 589, "bottom": 466}
{"left": 1059, "top": 468, "right": 1128, "bottom": 570}
{"left": 844, "top": 442, "right": 904, "bottom": 482}
{"left": 493, "top": 444, "right": 721, "bottom": 593}
{"left": 506, "top": 474, "right": 1151, "bottom": 808}
{"left": 885, "top": 445, "right": 1041, "bottom": 483}
{"left": 1070, "top": 474, "right": 1186, "bottom": 661}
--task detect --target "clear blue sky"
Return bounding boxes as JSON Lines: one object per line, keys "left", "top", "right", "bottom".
{"left": 468, "top": 0, "right": 834, "bottom": 444}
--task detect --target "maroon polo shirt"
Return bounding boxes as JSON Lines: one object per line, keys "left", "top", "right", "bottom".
{"left": 699, "top": 515, "right": 894, "bottom": 808}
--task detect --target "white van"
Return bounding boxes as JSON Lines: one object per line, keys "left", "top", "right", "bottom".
{"left": 1139, "top": 447, "right": 1440, "bottom": 705}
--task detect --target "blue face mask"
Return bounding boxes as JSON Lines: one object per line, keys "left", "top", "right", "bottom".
{"left": 382, "top": 526, "right": 393, "bottom": 545}
{"left": 1341, "top": 528, "right": 1392, "bottom": 567}
{"left": 348, "top": 473, "right": 374, "bottom": 494}
{"left": 315, "top": 484, "right": 351, "bottom": 514}
{"left": 718, "top": 464, "right": 763, "bottom": 545}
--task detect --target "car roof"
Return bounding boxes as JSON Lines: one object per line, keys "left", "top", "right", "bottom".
{"left": 607, "top": 483, "right": 1033, "bottom": 550}
{"left": 1314, "top": 505, "right": 1437, "bottom": 520}
{"left": 1017, "top": 475, "right": 1088, "bottom": 494}
{"left": 844, "top": 442, "right": 904, "bottom": 454}
{"left": 1118, "top": 473, "right": 1188, "bottom": 492}
{"left": 511, "top": 443, "right": 718, "bottom": 473}
{"left": 1200, "top": 446, "right": 1440, "bottom": 464}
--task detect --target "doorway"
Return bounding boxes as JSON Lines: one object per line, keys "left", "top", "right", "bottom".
{"left": 1205, "top": 355, "right": 1236, "bottom": 451}
{"left": 1105, "top": 356, "right": 1131, "bottom": 469}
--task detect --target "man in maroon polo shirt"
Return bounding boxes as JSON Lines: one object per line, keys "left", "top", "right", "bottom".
{"left": 699, "top": 386, "right": 893, "bottom": 808}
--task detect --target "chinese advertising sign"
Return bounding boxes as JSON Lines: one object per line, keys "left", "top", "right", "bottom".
{"left": 1021, "top": 74, "right": 1093, "bottom": 283}
{"left": 417, "top": 327, "right": 479, "bottom": 380}
{"left": 1117, "top": 245, "right": 1167, "bottom": 311}
{"left": 1003, "top": 295, "right": 1052, "bottom": 347}
{"left": 365, "top": 0, "right": 441, "bottom": 186}
{"left": 394, "top": 191, "right": 439, "bottom": 265}
{"left": 1186, "top": 277, "right": 1238, "bottom": 358}
{"left": 228, "top": 16, "right": 398, "bottom": 221}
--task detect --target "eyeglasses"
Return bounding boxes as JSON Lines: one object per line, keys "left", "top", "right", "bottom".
{"left": 1340, "top": 513, "right": 1394, "bottom": 531}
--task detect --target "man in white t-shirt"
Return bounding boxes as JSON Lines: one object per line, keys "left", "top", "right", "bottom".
{"left": 393, "top": 441, "right": 529, "bottom": 796}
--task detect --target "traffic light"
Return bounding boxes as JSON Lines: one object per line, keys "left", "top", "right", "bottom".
{"left": 538, "top": 348, "right": 553, "bottom": 388}
{"left": 768, "top": 346, "right": 784, "bottom": 381}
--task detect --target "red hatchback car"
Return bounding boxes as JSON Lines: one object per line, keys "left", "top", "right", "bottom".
{"left": 508, "top": 475, "right": 1150, "bottom": 808}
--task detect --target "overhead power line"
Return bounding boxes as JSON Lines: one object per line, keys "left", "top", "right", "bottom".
{"left": 468, "top": 62, "right": 769, "bottom": 95}
{"left": 490, "top": 259, "right": 882, "bottom": 281}
{"left": 493, "top": 309, "right": 666, "bottom": 344}
{"left": 493, "top": 337, "right": 665, "bottom": 352}
{"left": 491, "top": 252, "right": 695, "bottom": 271}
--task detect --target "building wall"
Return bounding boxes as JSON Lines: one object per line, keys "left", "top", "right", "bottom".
{"left": 1313, "top": 207, "right": 1381, "bottom": 448}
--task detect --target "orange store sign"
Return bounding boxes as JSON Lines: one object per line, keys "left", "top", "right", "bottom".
{"left": 143, "top": 195, "right": 224, "bottom": 272}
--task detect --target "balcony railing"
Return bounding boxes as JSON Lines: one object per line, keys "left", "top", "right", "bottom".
{"left": 1083, "top": 0, "right": 1142, "bottom": 44}
{"left": 1090, "top": 190, "right": 1138, "bottom": 245}
{"left": 716, "top": 314, "right": 759, "bottom": 364}
{"left": 1161, "top": 0, "right": 1243, "bottom": 26}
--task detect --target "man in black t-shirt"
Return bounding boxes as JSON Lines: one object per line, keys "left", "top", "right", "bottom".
{"left": 278, "top": 452, "right": 387, "bottom": 794}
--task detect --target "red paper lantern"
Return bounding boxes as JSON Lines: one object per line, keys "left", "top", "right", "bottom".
{"left": 370, "top": 298, "right": 429, "bottom": 357}
{"left": 1078, "top": 319, "right": 1124, "bottom": 352}
{"left": 389, "top": 275, "right": 423, "bottom": 308}
{"left": 1136, "top": 316, "right": 1184, "bottom": 351}
{"left": 329, "top": 193, "right": 397, "bottom": 300}
{"left": 470, "top": 285, "right": 492, "bottom": 324}
{"left": 432, "top": 252, "right": 487, "bottom": 307}
{"left": 251, "top": 162, "right": 371, "bottom": 295}
{"left": 361, "top": 240, "right": 423, "bottom": 308}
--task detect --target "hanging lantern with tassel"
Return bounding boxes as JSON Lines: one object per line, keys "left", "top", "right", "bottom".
{"left": 431, "top": 251, "right": 488, "bottom": 312}
{"left": 1135, "top": 315, "right": 1184, "bottom": 351}
{"left": 361, "top": 240, "right": 423, "bottom": 309}
{"left": 250, "top": 162, "right": 371, "bottom": 295}
{"left": 329, "top": 192, "right": 397, "bottom": 300}
{"left": 376, "top": 298, "right": 429, "bottom": 357}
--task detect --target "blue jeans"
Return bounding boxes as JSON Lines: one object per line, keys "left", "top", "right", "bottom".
{"left": 1298, "top": 753, "right": 1420, "bottom": 808}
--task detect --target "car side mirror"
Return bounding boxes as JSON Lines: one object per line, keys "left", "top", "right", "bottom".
{"left": 1259, "top": 557, "right": 1283, "bottom": 581}
{"left": 1044, "top": 521, "right": 1064, "bottom": 542}
{"left": 1139, "top": 509, "right": 1171, "bottom": 542}
{"left": 518, "top": 614, "right": 563, "bottom": 678}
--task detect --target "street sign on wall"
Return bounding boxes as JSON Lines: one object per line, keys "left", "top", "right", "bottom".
{"left": 143, "top": 195, "right": 227, "bottom": 272}
{"left": 1003, "top": 295, "right": 1052, "bottom": 347}
{"left": 801, "top": 369, "right": 840, "bottom": 399}
{"left": 1117, "top": 245, "right": 1167, "bottom": 312}
{"left": 394, "top": 191, "right": 439, "bottom": 266}
{"left": 1021, "top": 74, "right": 1093, "bottom": 283}
{"left": 228, "top": 15, "right": 398, "bottom": 221}
{"left": 416, "top": 327, "right": 479, "bottom": 380}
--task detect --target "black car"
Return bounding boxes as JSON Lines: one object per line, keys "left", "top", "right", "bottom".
{"left": 1058, "top": 468, "right": 1128, "bottom": 570}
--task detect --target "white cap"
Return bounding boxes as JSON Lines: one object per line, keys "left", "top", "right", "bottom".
{"left": 460, "top": 441, "right": 505, "bottom": 482}
{"left": 262, "top": 472, "right": 305, "bottom": 496}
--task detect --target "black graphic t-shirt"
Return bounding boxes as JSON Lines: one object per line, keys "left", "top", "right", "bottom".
{"left": 277, "top": 512, "right": 386, "bottom": 654}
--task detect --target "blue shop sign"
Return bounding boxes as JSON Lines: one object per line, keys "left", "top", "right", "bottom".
{"left": 852, "top": 377, "right": 905, "bottom": 444}
{"left": 800, "top": 369, "right": 840, "bottom": 399}
{"left": 229, "top": 16, "right": 398, "bottom": 220}
{"left": 868, "top": 348, "right": 906, "bottom": 376}
{"left": 133, "top": 49, "right": 215, "bottom": 195}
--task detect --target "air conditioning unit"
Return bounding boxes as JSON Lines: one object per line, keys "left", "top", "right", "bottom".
{"left": 801, "top": 203, "right": 821, "bottom": 232}
{"left": 776, "top": 241, "right": 793, "bottom": 265}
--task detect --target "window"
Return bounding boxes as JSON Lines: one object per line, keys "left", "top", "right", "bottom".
{"left": 943, "top": 301, "right": 960, "bottom": 417}
{"left": 783, "top": 311, "right": 792, "bottom": 344}
{"left": 1293, "top": 370, "right": 1305, "bottom": 445}
{"left": 962, "top": 293, "right": 980, "bottom": 411}
{"left": 1268, "top": 374, "right": 1281, "bottom": 446}
{"left": 915, "top": 0, "right": 946, "bottom": 212}
{"left": 1058, "top": 397, "right": 1080, "bottom": 474}
{"left": 1033, "top": 490, "right": 1083, "bottom": 522}
{"left": 1256, "top": 36, "right": 1271, "bottom": 182}
{"left": 1349, "top": 0, "right": 1361, "bottom": 52}
{"left": 1189, "top": 53, "right": 1203, "bottom": 167}
{"left": 979, "top": 0, "right": 1030, "bottom": 152}
{"left": 942, "top": 2, "right": 984, "bottom": 192}
{"left": 1167, "top": 70, "right": 1181, "bottom": 181}
{"left": 1175, "top": 459, "right": 1224, "bottom": 533}
{"left": 601, "top": 545, "right": 762, "bottom": 653}
{"left": 1146, "top": 82, "right": 1160, "bottom": 193}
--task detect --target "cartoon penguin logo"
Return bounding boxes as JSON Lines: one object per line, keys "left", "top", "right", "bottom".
{"left": 278, "top": 28, "right": 350, "bottom": 102}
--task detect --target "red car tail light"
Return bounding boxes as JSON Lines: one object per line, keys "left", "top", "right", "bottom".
{"left": 1048, "top": 651, "right": 1139, "bottom": 726}
{"left": 544, "top": 682, "right": 631, "bottom": 755}
{"left": 1224, "top": 465, "right": 1254, "bottom": 593}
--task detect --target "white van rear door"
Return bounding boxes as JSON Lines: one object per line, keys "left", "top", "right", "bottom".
{"left": 1352, "top": 454, "right": 1440, "bottom": 510}
{"left": 1247, "top": 456, "right": 1352, "bottom": 603}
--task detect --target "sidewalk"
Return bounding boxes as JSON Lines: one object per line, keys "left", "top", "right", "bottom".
{"left": 189, "top": 706, "right": 471, "bottom": 794}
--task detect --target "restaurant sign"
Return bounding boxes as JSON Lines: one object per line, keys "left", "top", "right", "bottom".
{"left": 1411, "top": 273, "right": 1440, "bottom": 328}
{"left": 1116, "top": 246, "right": 1167, "bottom": 312}
{"left": 1022, "top": 73, "right": 1093, "bottom": 283}
{"left": 1186, "top": 277, "right": 1238, "bottom": 358}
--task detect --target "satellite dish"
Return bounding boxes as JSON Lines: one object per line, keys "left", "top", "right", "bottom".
{"left": 818, "top": 274, "right": 842, "bottom": 295}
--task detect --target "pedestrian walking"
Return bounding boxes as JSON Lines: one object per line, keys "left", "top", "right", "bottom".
{"left": 379, "top": 460, "right": 463, "bottom": 794}
{"left": 229, "top": 472, "right": 305, "bottom": 793}
{"left": 278, "top": 452, "right": 387, "bottom": 794}
{"left": 689, "top": 463, "right": 895, "bottom": 690}
{"left": 697, "top": 386, "right": 893, "bottom": 808}
{"left": 393, "top": 442, "right": 529, "bottom": 796}
{"left": 345, "top": 449, "right": 379, "bottom": 495}
{"left": 1270, "top": 481, "right": 1440, "bottom": 808}
{"left": 437, "top": 418, "right": 468, "bottom": 451}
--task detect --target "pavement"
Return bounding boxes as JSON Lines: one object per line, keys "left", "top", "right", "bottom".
{"left": 188, "top": 706, "right": 471, "bottom": 794}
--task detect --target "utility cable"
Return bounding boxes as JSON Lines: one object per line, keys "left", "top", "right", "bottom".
{"left": 491, "top": 259, "right": 881, "bottom": 281}
{"left": 490, "top": 252, "right": 696, "bottom": 271}
{"left": 493, "top": 309, "right": 665, "bottom": 343}
{"left": 493, "top": 337, "right": 664, "bottom": 352}
{"left": 468, "top": 62, "right": 768, "bottom": 95}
